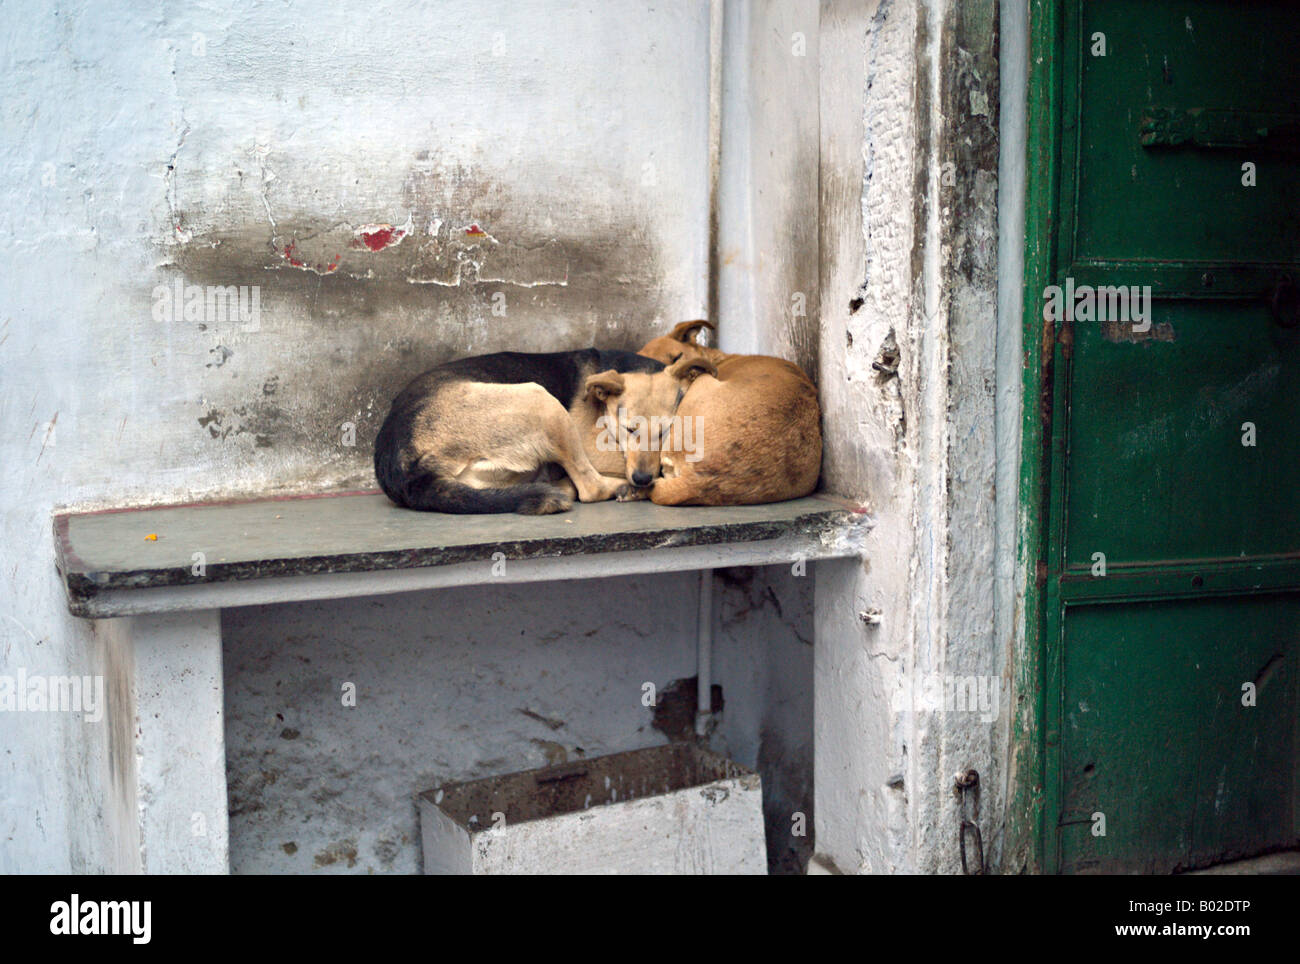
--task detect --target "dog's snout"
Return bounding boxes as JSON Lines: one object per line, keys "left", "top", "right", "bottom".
{"left": 631, "top": 470, "right": 654, "bottom": 488}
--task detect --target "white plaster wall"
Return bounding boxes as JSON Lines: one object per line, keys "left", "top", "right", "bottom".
{"left": 0, "top": 0, "right": 728, "bottom": 873}
{"left": 1, "top": 0, "right": 1005, "bottom": 876}
{"left": 914, "top": 0, "right": 1002, "bottom": 873}
{"left": 223, "top": 566, "right": 811, "bottom": 874}
{"left": 710, "top": 564, "right": 816, "bottom": 873}
{"left": 224, "top": 574, "right": 695, "bottom": 874}
{"left": 706, "top": 0, "right": 1009, "bottom": 876}
{"left": 704, "top": 0, "right": 823, "bottom": 871}
{"left": 816, "top": 0, "right": 921, "bottom": 873}
{"left": 815, "top": 0, "right": 1003, "bottom": 873}
{"left": 715, "top": 0, "right": 820, "bottom": 374}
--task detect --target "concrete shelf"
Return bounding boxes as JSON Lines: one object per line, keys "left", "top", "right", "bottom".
{"left": 55, "top": 490, "right": 869, "bottom": 618}
{"left": 54, "top": 487, "right": 868, "bottom": 872}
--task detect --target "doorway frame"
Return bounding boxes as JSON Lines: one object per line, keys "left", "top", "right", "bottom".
{"left": 1007, "top": 0, "right": 1063, "bottom": 875}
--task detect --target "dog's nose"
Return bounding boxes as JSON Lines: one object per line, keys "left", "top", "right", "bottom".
{"left": 631, "top": 471, "right": 653, "bottom": 488}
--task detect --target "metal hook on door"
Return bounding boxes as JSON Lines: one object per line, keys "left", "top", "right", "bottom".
{"left": 956, "top": 768, "right": 985, "bottom": 875}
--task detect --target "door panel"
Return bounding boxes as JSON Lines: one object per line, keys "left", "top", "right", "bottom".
{"left": 1073, "top": 0, "right": 1300, "bottom": 270}
{"left": 1045, "top": 0, "right": 1300, "bottom": 873}
{"left": 1059, "top": 596, "right": 1300, "bottom": 874}
{"left": 1065, "top": 299, "right": 1300, "bottom": 567}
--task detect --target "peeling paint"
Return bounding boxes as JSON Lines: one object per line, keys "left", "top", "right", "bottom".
{"left": 1102, "top": 319, "right": 1176, "bottom": 343}
{"left": 162, "top": 158, "right": 674, "bottom": 484}
{"left": 353, "top": 218, "right": 410, "bottom": 252}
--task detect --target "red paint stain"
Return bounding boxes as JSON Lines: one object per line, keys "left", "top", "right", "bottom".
{"left": 354, "top": 226, "right": 405, "bottom": 251}
{"left": 282, "top": 243, "right": 342, "bottom": 273}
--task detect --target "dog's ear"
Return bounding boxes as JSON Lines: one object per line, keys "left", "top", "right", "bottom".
{"left": 585, "top": 370, "right": 625, "bottom": 402}
{"left": 670, "top": 320, "right": 715, "bottom": 344}
{"left": 667, "top": 355, "right": 717, "bottom": 383}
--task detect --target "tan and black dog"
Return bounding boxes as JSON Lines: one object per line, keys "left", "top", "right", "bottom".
{"left": 638, "top": 321, "right": 822, "bottom": 506}
{"left": 375, "top": 348, "right": 713, "bottom": 514}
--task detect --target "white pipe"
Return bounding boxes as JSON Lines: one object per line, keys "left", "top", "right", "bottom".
{"left": 696, "top": 4, "right": 722, "bottom": 739}
{"left": 695, "top": 569, "right": 714, "bottom": 737}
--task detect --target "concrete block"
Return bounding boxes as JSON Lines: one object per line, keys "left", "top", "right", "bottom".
{"left": 419, "top": 744, "right": 766, "bottom": 874}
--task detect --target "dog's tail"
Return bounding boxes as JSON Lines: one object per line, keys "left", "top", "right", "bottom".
{"left": 397, "top": 473, "right": 571, "bottom": 515}
{"left": 375, "top": 423, "right": 569, "bottom": 514}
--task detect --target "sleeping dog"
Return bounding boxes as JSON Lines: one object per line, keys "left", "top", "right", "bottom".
{"left": 638, "top": 321, "right": 822, "bottom": 506}
{"left": 375, "top": 348, "right": 714, "bottom": 514}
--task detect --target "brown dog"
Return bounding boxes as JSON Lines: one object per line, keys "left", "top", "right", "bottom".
{"left": 638, "top": 321, "right": 822, "bottom": 506}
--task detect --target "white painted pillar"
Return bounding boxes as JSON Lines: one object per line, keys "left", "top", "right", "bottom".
{"left": 101, "top": 610, "right": 229, "bottom": 874}
{"left": 813, "top": 557, "right": 900, "bottom": 874}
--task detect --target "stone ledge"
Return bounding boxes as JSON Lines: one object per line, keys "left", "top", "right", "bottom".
{"left": 54, "top": 490, "right": 870, "bottom": 618}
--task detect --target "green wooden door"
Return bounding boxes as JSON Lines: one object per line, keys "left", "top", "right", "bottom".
{"left": 1043, "top": 0, "right": 1300, "bottom": 873}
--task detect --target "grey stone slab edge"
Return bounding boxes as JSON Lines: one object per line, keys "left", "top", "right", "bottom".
{"left": 55, "top": 492, "right": 866, "bottom": 606}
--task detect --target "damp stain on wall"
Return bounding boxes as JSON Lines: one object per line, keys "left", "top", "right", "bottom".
{"left": 155, "top": 158, "right": 678, "bottom": 493}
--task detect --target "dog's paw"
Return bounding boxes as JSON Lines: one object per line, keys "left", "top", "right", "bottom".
{"left": 615, "top": 483, "right": 651, "bottom": 502}
{"left": 517, "top": 487, "right": 574, "bottom": 515}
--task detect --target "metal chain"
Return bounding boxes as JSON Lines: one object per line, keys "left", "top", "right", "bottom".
{"left": 956, "top": 768, "right": 985, "bottom": 875}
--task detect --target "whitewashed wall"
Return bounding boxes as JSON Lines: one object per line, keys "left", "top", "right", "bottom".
{"left": 0, "top": 0, "right": 766, "bottom": 874}
{"left": 223, "top": 566, "right": 812, "bottom": 875}
{"left": 0, "top": 0, "right": 1006, "bottom": 875}
{"left": 814, "top": 0, "right": 1005, "bottom": 873}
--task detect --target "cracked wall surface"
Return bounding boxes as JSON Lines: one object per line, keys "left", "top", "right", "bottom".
{"left": 816, "top": 0, "right": 1002, "bottom": 874}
